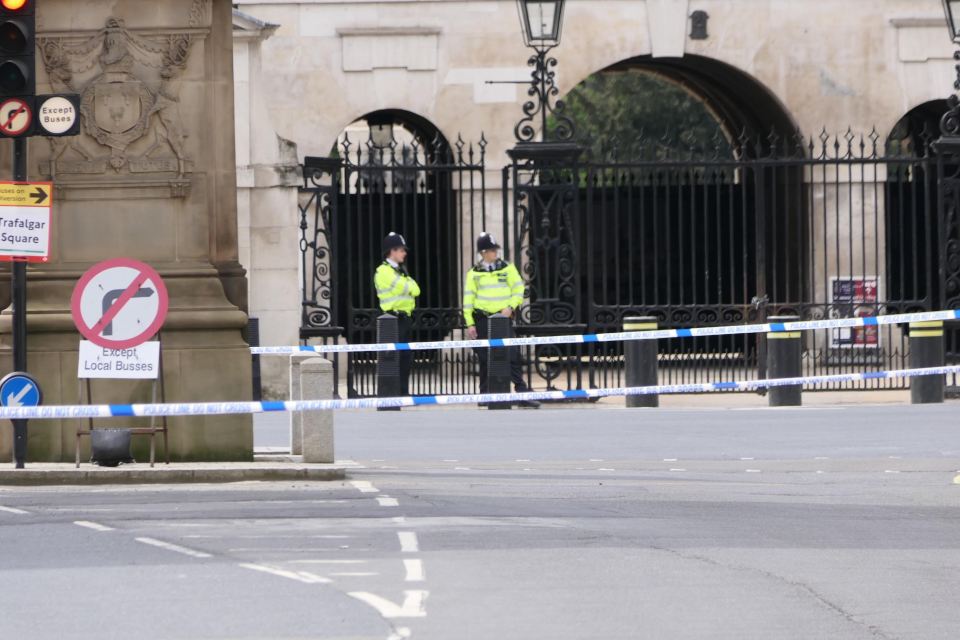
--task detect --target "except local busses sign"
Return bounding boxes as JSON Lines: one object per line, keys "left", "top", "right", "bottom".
{"left": 71, "top": 258, "right": 169, "bottom": 349}
{"left": 0, "top": 181, "right": 52, "bottom": 262}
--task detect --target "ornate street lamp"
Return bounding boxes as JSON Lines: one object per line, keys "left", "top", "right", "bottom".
{"left": 944, "top": 0, "right": 960, "bottom": 43}
{"left": 513, "top": 0, "right": 575, "bottom": 143}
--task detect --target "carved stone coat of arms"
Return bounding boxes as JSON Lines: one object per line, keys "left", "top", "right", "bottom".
{"left": 37, "top": 8, "right": 206, "bottom": 196}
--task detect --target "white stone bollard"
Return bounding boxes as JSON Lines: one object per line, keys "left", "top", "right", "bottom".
{"left": 288, "top": 354, "right": 316, "bottom": 455}
{"left": 299, "top": 357, "right": 335, "bottom": 463}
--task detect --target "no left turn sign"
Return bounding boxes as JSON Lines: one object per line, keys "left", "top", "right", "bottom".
{"left": 71, "top": 258, "right": 169, "bottom": 349}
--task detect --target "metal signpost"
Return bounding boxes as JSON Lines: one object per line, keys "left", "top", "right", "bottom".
{"left": 2, "top": 0, "right": 81, "bottom": 467}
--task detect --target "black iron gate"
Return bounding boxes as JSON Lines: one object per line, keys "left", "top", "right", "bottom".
{"left": 300, "top": 135, "right": 489, "bottom": 397}
{"left": 301, "top": 129, "right": 945, "bottom": 396}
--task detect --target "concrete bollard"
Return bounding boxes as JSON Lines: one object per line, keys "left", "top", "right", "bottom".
{"left": 377, "top": 314, "right": 402, "bottom": 411}
{"left": 624, "top": 316, "right": 659, "bottom": 408}
{"left": 487, "top": 314, "right": 512, "bottom": 410}
{"left": 767, "top": 315, "right": 802, "bottom": 407}
{"left": 300, "top": 357, "right": 335, "bottom": 463}
{"left": 909, "top": 320, "right": 945, "bottom": 404}
{"left": 288, "top": 354, "right": 316, "bottom": 455}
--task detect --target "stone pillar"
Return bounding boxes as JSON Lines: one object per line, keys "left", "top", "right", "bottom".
{"left": 299, "top": 357, "right": 334, "bottom": 463}
{"left": 0, "top": 0, "right": 253, "bottom": 462}
{"left": 234, "top": 10, "right": 301, "bottom": 400}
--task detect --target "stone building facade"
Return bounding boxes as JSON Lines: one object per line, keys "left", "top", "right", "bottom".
{"left": 231, "top": 0, "right": 960, "bottom": 395}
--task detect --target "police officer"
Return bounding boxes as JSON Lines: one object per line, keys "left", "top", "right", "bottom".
{"left": 463, "top": 232, "right": 539, "bottom": 408}
{"left": 376, "top": 232, "right": 420, "bottom": 395}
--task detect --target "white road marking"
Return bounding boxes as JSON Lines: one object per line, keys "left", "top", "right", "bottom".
{"left": 239, "top": 563, "right": 331, "bottom": 583}
{"left": 884, "top": 470, "right": 901, "bottom": 474}
{"left": 387, "top": 627, "right": 412, "bottom": 640}
{"left": 380, "top": 466, "right": 399, "bottom": 470}
{"left": 404, "top": 559, "right": 425, "bottom": 582}
{"left": 597, "top": 468, "right": 615, "bottom": 472}
{"left": 398, "top": 531, "right": 419, "bottom": 553}
{"left": 669, "top": 468, "right": 686, "bottom": 472}
{"left": 74, "top": 520, "right": 114, "bottom": 532}
{"left": 349, "top": 590, "right": 428, "bottom": 618}
{"left": 663, "top": 458, "right": 678, "bottom": 462}
{"left": 453, "top": 467, "right": 471, "bottom": 471}
{"left": 589, "top": 458, "right": 604, "bottom": 462}
{"left": 377, "top": 497, "right": 400, "bottom": 507}
{"left": 351, "top": 481, "right": 379, "bottom": 493}
{"left": 814, "top": 456, "right": 829, "bottom": 460}
{"left": 135, "top": 537, "right": 211, "bottom": 558}
{"left": 745, "top": 469, "right": 761, "bottom": 473}
{"left": 372, "top": 459, "right": 385, "bottom": 462}
{"left": 516, "top": 459, "right": 531, "bottom": 462}
{"left": 740, "top": 457, "right": 755, "bottom": 461}
{"left": 0, "top": 505, "right": 29, "bottom": 515}
{"left": 522, "top": 468, "right": 535, "bottom": 471}
{"left": 289, "top": 559, "right": 367, "bottom": 565}
{"left": 442, "top": 459, "right": 459, "bottom": 462}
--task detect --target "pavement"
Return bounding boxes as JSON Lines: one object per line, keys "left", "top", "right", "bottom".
{"left": 0, "top": 461, "right": 346, "bottom": 485}
{"left": 1, "top": 403, "right": 959, "bottom": 639}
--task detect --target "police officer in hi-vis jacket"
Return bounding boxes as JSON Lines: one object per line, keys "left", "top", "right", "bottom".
{"left": 375, "top": 232, "right": 420, "bottom": 395}
{"left": 463, "top": 232, "right": 539, "bottom": 408}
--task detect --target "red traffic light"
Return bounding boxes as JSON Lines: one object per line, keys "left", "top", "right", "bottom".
{"left": 0, "top": 0, "right": 29, "bottom": 11}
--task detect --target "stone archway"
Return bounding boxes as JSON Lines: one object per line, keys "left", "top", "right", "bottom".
{"left": 884, "top": 100, "right": 946, "bottom": 313}
{"left": 543, "top": 55, "right": 805, "bottom": 333}
{"left": 304, "top": 109, "right": 487, "bottom": 396}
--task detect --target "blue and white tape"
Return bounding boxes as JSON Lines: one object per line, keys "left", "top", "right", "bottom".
{"left": 1, "top": 365, "right": 957, "bottom": 420}
{"left": 252, "top": 309, "right": 960, "bottom": 355}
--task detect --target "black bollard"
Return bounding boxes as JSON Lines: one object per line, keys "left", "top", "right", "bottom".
{"left": 909, "top": 320, "right": 944, "bottom": 404}
{"left": 487, "top": 314, "right": 512, "bottom": 410}
{"left": 767, "top": 315, "right": 802, "bottom": 407}
{"left": 376, "top": 314, "right": 402, "bottom": 411}
{"left": 624, "top": 316, "right": 659, "bottom": 408}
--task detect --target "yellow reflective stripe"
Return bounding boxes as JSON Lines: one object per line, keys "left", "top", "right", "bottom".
{"left": 624, "top": 323, "right": 658, "bottom": 330}
{"left": 380, "top": 294, "right": 415, "bottom": 303}
{"left": 476, "top": 293, "right": 512, "bottom": 301}
{"left": 768, "top": 332, "right": 802, "bottom": 339}
{"left": 910, "top": 330, "right": 943, "bottom": 337}
{"left": 910, "top": 321, "right": 944, "bottom": 329}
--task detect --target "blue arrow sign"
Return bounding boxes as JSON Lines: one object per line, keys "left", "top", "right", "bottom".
{"left": 0, "top": 372, "right": 42, "bottom": 408}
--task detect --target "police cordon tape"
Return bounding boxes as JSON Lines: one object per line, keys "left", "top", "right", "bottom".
{"left": 1, "top": 365, "right": 957, "bottom": 420}
{"left": 251, "top": 309, "right": 960, "bottom": 355}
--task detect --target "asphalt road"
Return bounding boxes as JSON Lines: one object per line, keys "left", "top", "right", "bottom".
{"left": 2, "top": 404, "right": 960, "bottom": 639}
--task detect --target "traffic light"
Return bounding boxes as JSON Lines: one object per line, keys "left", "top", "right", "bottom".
{"left": 0, "top": 0, "right": 34, "bottom": 98}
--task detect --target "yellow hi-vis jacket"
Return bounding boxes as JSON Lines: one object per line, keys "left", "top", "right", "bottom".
{"left": 462, "top": 260, "right": 524, "bottom": 327}
{"left": 375, "top": 261, "right": 420, "bottom": 314}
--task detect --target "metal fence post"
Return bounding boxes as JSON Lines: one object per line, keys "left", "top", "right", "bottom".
{"left": 624, "top": 316, "right": 658, "bottom": 408}
{"left": 377, "top": 314, "right": 402, "bottom": 411}
{"left": 909, "top": 320, "right": 944, "bottom": 404}
{"left": 487, "top": 314, "right": 512, "bottom": 410}
{"left": 766, "top": 315, "right": 802, "bottom": 407}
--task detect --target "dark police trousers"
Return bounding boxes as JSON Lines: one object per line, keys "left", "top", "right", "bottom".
{"left": 392, "top": 312, "right": 413, "bottom": 396}
{"left": 473, "top": 312, "right": 529, "bottom": 393}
